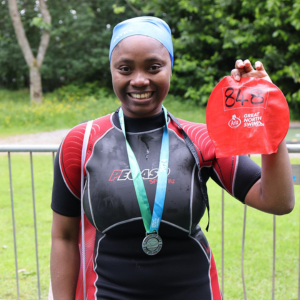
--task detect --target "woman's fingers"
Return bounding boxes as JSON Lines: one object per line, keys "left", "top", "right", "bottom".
{"left": 255, "top": 61, "right": 265, "bottom": 71}
{"left": 235, "top": 59, "right": 244, "bottom": 69}
{"left": 231, "top": 59, "right": 271, "bottom": 83}
{"left": 231, "top": 68, "right": 240, "bottom": 81}
{"left": 232, "top": 59, "right": 245, "bottom": 82}
{"left": 243, "top": 59, "right": 254, "bottom": 73}
{"left": 232, "top": 59, "right": 254, "bottom": 81}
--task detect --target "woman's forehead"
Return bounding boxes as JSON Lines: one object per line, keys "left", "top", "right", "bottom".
{"left": 115, "top": 35, "right": 165, "bottom": 51}
{"left": 112, "top": 35, "right": 169, "bottom": 61}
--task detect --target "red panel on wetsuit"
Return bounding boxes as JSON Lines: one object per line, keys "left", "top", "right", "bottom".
{"left": 169, "top": 118, "right": 215, "bottom": 166}
{"left": 212, "top": 156, "right": 237, "bottom": 195}
{"left": 76, "top": 216, "right": 97, "bottom": 300}
{"left": 60, "top": 114, "right": 113, "bottom": 199}
{"left": 210, "top": 253, "right": 222, "bottom": 300}
{"left": 60, "top": 123, "right": 86, "bottom": 198}
{"left": 170, "top": 117, "right": 238, "bottom": 194}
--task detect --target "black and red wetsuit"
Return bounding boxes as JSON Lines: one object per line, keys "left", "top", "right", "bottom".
{"left": 51, "top": 109, "right": 261, "bottom": 300}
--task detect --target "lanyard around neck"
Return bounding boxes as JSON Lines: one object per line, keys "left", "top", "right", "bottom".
{"left": 119, "top": 107, "right": 169, "bottom": 233}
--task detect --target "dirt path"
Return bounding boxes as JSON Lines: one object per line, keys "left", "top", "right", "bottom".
{"left": 0, "top": 129, "right": 69, "bottom": 145}
{"left": 1, "top": 122, "right": 300, "bottom": 145}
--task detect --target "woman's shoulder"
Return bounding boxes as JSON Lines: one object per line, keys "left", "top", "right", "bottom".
{"left": 57, "top": 113, "right": 115, "bottom": 198}
{"left": 59, "top": 113, "right": 114, "bottom": 182}
{"left": 168, "top": 116, "right": 207, "bottom": 135}
{"left": 61, "top": 113, "right": 114, "bottom": 152}
{"left": 168, "top": 117, "right": 216, "bottom": 165}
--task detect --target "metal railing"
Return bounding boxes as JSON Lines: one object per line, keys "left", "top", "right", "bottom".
{"left": 0, "top": 145, "right": 58, "bottom": 300}
{"left": 0, "top": 144, "right": 299, "bottom": 300}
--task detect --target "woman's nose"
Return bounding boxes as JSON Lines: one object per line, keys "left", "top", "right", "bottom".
{"left": 130, "top": 71, "right": 150, "bottom": 87}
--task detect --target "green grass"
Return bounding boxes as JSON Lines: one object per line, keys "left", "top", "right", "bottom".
{"left": 201, "top": 155, "right": 300, "bottom": 300}
{"left": 0, "top": 88, "right": 206, "bottom": 137}
{"left": 0, "top": 154, "right": 299, "bottom": 299}
{"left": 0, "top": 154, "right": 54, "bottom": 300}
{"left": 0, "top": 88, "right": 119, "bottom": 137}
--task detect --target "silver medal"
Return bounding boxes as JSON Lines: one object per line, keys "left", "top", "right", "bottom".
{"left": 142, "top": 233, "right": 163, "bottom": 255}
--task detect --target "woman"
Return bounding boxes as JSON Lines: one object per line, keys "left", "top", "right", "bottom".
{"left": 50, "top": 17, "right": 294, "bottom": 300}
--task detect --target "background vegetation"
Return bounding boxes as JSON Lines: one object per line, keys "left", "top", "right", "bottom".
{"left": 0, "top": 0, "right": 300, "bottom": 115}
{"left": 0, "top": 87, "right": 206, "bottom": 137}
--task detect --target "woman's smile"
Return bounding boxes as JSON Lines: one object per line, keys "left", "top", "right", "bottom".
{"left": 128, "top": 92, "right": 154, "bottom": 99}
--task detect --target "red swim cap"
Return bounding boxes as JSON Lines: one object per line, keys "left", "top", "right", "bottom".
{"left": 206, "top": 76, "right": 289, "bottom": 158}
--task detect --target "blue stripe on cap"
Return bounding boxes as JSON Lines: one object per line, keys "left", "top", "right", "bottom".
{"left": 109, "top": 16, "right": 173, "bottom": 67}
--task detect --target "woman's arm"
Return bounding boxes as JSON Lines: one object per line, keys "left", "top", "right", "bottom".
{"left": 51, "top": 211, "right": 81, "bottom": 300}
{"left": 245, "top": 140, "right": 294, "bottom": 214}
{"left": 232, "top": 59, "right": 295, "bottom": 214}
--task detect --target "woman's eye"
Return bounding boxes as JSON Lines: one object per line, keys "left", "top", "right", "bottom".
{"left": 149, "top": 65, "right": 161, "bottom": 71}
{"left": 119, "top": 66, "right": 130, "bottom": 72}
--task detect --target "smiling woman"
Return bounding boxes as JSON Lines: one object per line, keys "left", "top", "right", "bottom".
{"left": 50, "top": 16, "right": 294, "bottom": 300}
{"left": 110, "top": 35, "right": 171, "bottom": 118}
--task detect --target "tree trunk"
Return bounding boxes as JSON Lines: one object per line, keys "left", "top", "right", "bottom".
{"left": 9, "top": 0, "right": 51, "bottom": 104}
{"left": 30, "top": 65, "right": 43, "bottom": 104}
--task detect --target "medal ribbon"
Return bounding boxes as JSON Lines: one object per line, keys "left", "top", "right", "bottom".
{"left": 119, "top": 106, "right": 169, "bottom": 233}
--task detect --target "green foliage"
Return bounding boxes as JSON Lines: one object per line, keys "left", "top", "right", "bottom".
{"left": 1, "top": 0, "right": 300, "bottom": 115}
{"left": 113, "top": 4, "right": 126, "bottom": 14}
{"left": 0, "top": 0, "right": 41, "bottom": 89}
{"left": 30, "top": 17, "right": 51, "bottom": 31}
{"left": 140, "top": 0, "right": 300, "bottom": 109}
{"left": 51, "top": 81, "right": 111, "bottom": 101}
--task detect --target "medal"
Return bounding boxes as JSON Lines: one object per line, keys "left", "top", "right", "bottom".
{"left": 119, "top": 107, "right": 169, "bottom": 255}
{"left": 142, "top": 233, "right": 163, "bottom": 255}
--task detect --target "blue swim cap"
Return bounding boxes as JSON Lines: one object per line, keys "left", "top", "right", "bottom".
{"left": 109, "top": 16, "right": 173, "bottom": 67}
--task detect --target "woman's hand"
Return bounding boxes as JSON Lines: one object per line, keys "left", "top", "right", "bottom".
{"left": 231, "top": 59, "right": 295, "bottom": 215}
{"left": 231, "top": 59, "right": 272, "bottom": 83}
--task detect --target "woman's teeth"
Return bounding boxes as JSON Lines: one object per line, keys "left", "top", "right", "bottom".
{"left": 130, "top": 92, "right": 152, "bottom": 99}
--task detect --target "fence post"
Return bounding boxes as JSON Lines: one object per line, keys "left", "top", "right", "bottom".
{"left": 242, "top": 204, "right": 247, "bottom": 300}
{"left": 222, "top": 189, "right": 224, "bottom": 298}
{"left": 291, "top": 165, "right": 300, "bottom": 300}
{"left": 30, "top": 152, "right": 41, "bottom": 300}
{"left": 272, "top": 215, "right": 276, "bottom": 300}
{"left": 8, "top": 152, "right": 20, "bottom": 300}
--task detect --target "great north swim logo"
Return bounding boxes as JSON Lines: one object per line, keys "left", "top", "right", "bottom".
{"left": 243, "top": 112, "right": 264, "bottom": 128}
{"left": 228, "top": 115, "right": 241, "bottom": 128}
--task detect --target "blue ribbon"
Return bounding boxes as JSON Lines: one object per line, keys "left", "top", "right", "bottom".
{"left": 119, "top": 107, "right": 169, "bottom": 234}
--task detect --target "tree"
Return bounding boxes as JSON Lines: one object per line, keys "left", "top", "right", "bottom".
{"left": 143, "top": 0, "right": 300, "bottom": 112}
{"left": 40, "top": 0, "right": 138, "bottom": 90}
{"left": 8, "top": 0, "right": 51, "bottom": 103}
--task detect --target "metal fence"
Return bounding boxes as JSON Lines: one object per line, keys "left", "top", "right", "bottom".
{"left": 0, "top": 144, "right": 300, "bottom": 300}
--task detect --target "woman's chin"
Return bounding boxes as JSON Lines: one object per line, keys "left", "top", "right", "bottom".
{"left": 121, "top": 103, "right": 163, "bottom": 118}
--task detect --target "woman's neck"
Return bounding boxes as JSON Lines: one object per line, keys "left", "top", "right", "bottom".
{"left": 113, "top": 109, "right": 166, "bottom": 133}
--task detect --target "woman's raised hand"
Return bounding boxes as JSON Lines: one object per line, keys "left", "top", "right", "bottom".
{"left": 231, "top": 59, "right": 272, "bottom": 83}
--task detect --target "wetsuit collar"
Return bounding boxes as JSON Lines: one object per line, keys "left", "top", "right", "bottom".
{"left": 112, "top": 108, "right": 165, "bottom": 133}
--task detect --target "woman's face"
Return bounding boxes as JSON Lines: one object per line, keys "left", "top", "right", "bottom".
{"left": 110, "top": 35, "right": 172, "bottom": 118}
